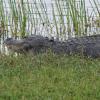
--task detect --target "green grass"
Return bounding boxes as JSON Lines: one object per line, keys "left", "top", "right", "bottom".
{"left": 0, "top": 53, "right": 100, "bottom": 100}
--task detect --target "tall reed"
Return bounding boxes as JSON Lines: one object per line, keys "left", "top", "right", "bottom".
{"left": 0, "top": 0, "right": 6, "bottom": 38}
{"left": 0, "top": 0, "right": 100, "bottom": 39}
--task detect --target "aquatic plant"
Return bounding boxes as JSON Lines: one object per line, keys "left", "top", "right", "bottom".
{"left": 0, "top": 0, "right": 100, "bottom": 39}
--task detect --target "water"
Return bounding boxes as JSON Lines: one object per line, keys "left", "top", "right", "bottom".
{"left": 0, "top": 0, "right": 100, "bottom": 37}
{"left": 0, "top": 0, "right": 100, "bottom": 53}
{"left": 1, "top": 0, "right": 100, "bottom": 37}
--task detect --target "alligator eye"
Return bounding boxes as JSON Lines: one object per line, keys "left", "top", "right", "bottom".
{"left": 49, "top": 39, "right": 53, "bottom": 42}
{"left": 49, "top": 37, "right": 54, "bottom": 42}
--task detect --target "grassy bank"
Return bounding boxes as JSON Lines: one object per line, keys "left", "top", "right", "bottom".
{"left": 0, "top": 53, "right": 100, "bottom": 100}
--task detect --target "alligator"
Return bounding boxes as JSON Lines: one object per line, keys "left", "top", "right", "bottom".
{"left": 4, "top": 34, "right": 100, "bottom": 58}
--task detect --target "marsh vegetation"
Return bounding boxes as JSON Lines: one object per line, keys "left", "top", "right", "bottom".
{"left": 0, "top": 0, "right": 100, "bottom": 39}
{"left": 0, "top": 0, "right": 100, "bottom": 99}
